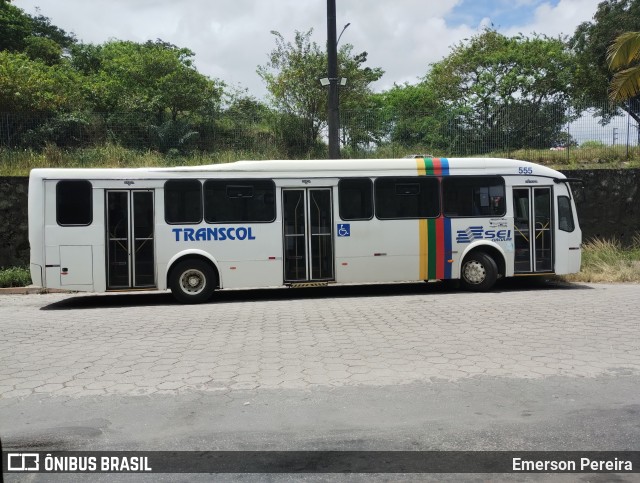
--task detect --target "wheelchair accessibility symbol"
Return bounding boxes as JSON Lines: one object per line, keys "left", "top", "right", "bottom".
{"left": 337, "top": 224, "right": 350, "bottom": 237}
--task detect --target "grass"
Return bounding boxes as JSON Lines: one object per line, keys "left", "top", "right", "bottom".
{"left": 493, "top": 145, "right": 640, "bottom": 170}
{"left": 1, "top": 144, "right": 640, "bottom": 176}
{"left": 0, "top": 266, "right": 32, "bottom": 288}
{"left": 564, "top": 235, "right": 640, "bottom": 283}
{"left": 0, "top": 144, "right": 285, "bottom": 176}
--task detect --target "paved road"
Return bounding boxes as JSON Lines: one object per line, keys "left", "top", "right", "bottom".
{"left": 1, "top": 281, "right": 639, "bottom": 481}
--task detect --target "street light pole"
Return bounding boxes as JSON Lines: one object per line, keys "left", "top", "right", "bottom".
{"left": 337, "top": 22, "right": 350, "bottom": 47}
{"left": 327, "top": 0, "right": 340, "bottom": 159}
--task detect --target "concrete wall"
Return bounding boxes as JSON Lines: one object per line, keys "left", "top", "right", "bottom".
{"left": 563, "top": 169, "right": 639, "bottom": 244}
{"left": 0, "top": 177, "right": 29, "bottom": 268}
{"left": 1, "top": 169, "right": 639, "bottom": 267}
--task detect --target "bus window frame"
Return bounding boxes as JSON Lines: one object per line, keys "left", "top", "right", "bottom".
{"left": 56, "top": 179, "right": 93, "bottom": 227}
{"left": 442, "top": 175, "right": 506, "bottom": 219}
{"left": 203, "top": 178, "right": 277, "bottom": 224}
{"left": 557, "top": 195, "right": 576, "bottom": 233}
{"left": 374, "top": 176, "right": 440, "bottom": 220}
{"left": 338, "top": 178, "right": 374, "bottom": 221}
{"left": 164, "top": 179, "right": 203, "bottom": 225}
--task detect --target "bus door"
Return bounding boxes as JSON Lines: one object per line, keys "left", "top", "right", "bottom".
{"left": 106, "top": 190, "right": 155, "bottom": 289}
{"left": 513, "top": 187, "right": 553, "bottom": 273}
{"left": 282, "top": 188, "right": 334, "bottom": 283}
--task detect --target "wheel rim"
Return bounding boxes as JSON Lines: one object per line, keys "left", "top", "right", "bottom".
{"left": 463, "top": 260, "right": 486, "bottom": 285}
{"left": 179, "top": 269, "right": 206, "bottom": 295}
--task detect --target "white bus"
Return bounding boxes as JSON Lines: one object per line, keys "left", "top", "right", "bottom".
{"left": 28, "top": 157, "right": 581, "bottom": 303}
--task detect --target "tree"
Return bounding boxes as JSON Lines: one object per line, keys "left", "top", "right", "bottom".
{"left": 607, "top": 31, "right": 640, "bottom": 101}
{"left": 257, "top": 29, "right": 383, "bottom": 156}
{"left": 0, "top": 51, "right": 85, "bottom": 147}
{"left": 374, "top": 82, "right": 450, "bottom": 152}
{"left": 28, "top": 10, "right": 75, "bottom": 49}
{"left": 257, "top": 30, "right": 327, "bottom": 155}
{"left": 0, "top": 1, "right": 74, "bottom": 57}
{"left": 424, "top": 29, "right": 576, "bottom": 154}
{"left": 335, "top": 45, "right": 384, "bottom": 151}
{"left": 0, "top": 1, "right": 32, "bottom": 52}
{"left": 24, "top": 36, "right": 63, "bottom": 65}
{"left": 571, "top": 0, "right": 640, "bottom": 122}
{"left": 211, "top": 88, "right": 275, "bottom": 152}
{"left": 0, "top": 51, "right": 81, "bottom": 112}
{"left": 79, "top": 40, "right": 222, "bottom": 121}
{"left": 75, "top": 40, "right": 223, "bottom": 150}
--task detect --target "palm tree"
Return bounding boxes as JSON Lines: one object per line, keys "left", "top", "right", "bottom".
{"left": 608, "top": 31, "right": 640, "bottom": 101}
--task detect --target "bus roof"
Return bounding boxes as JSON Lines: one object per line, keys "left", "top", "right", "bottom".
{"left": 29, "top": 157, "right": 566, "bottom": 180}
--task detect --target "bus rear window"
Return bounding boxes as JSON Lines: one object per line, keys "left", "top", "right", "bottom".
{"left": 56, "top": 180, "right": 93, "bottom": 226}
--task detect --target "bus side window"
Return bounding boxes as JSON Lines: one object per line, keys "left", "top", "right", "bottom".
{"left": 442, "top": 176, "right": 505, "bottom": 217}
{"left": 557, "top": 196, "right": 575, "bottom": 232}
{"left": 56, "top": 180, "right": 93, "bottom": 226}
{"left": 338, "top": 178, "right": 373, "bottom": 220}
{"left": 374, "top": 177, "right": 439, "bottom": 219}
{"left": 164, "top": 179, "right": 203, "bottom": 224}
{"left": 204, "top": 179, "right": 275, "bottom": 223}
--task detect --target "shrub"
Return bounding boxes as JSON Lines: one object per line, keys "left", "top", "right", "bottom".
{"left": 580, "top": 140, "right": 606, "bottom": 149}
{"left": 0, "top": 266, "right": 32, "bottom": 288}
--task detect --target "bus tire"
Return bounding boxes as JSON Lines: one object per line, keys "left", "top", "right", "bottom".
{"left": 169, "top": 259, "right": 217, "bottom": 304}
{"left": 460, "top": 252, "right": 498, "bottom": 292}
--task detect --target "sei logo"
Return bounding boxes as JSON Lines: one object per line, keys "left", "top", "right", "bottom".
{"left": 456, "top": 226, "right": 512, "bottom": 243}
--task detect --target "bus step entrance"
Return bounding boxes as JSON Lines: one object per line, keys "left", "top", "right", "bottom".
{"left": 288, "top": 282, "right": 329, "bottom": 288}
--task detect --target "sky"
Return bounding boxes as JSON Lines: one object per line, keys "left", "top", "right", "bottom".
{"left": 16, "top": 0, "right": 603, "bottom": 99}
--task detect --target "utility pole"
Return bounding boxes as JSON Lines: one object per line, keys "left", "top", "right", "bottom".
{"left": 327, "top": 0, "right": 340, "bottom": 159}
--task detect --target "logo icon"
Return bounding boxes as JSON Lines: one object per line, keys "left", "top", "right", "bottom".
{"left": 456, "top": 226, "right": 484, "bottom": 243}
{"left": 337, "top": 224, "right": 350, "bottom": 237}
{"left": 8, "top": 453, "right": 39, "bottom": 471}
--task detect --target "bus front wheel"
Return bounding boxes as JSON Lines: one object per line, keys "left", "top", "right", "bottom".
{"left": 169, "top": 259, "right": 217, "bottom": 304}
{"left": 460, "top": 252, "right": 498, "bottom": 292}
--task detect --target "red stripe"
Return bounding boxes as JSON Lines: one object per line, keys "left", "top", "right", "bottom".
{"left": 436, "top": 216, "right": 445, "bottom": 278}
{"left": 431, "top": 158, "right": 443, "bottom": 176}
{"left": 432, "top": 158, "right": 444, "bottom": 277}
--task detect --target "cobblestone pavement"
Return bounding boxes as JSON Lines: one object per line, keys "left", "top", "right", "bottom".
{"left": 1, "top": 282, "right": 639, "bottom": 400}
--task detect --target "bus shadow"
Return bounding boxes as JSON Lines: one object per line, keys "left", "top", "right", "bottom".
{"left": 40, "top": 278, "right": 592, "bottom": 311}
{"left": 495, "top": 276, "right": 594, "bottom": 292}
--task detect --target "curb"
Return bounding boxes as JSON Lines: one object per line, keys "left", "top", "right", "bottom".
{"left": 0, "top": 286, "right": 73, "bottom": 295}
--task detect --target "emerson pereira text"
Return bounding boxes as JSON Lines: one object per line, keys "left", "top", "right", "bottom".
{"left": 513, "top": 457, "right": 633, "bottom": 472}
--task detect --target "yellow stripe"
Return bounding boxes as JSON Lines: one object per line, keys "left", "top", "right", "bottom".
{"left": 416, "top": 158, "right": 428, "bottom": 279}
{"left": 419, "top": 219, "right": 428, "bottom": 279}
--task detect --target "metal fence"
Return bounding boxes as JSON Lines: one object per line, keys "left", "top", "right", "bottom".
{"left": 1, "top": 101, "right": 638, "bottom": 165}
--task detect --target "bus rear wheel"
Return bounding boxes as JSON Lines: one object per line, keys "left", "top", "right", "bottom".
{"left": 460, "top": 252, "right": 498, "bottom": 292}
{"left": 169, "top": 259, "right": 217, "bottom": 304}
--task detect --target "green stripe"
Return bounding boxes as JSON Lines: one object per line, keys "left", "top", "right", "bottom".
{"left": 423, "top": 158, "right": 435, "bottom": 175}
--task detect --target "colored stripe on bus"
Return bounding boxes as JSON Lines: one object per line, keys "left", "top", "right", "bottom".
{"left": 416, "top": 158, "right": 452, "bottom": 280}
{"left": 423, "top": 157, "right": 450, "bottom": 176}
{"left": 428, "top": 218, "right": 437, "bottom": 280}
{"left": 418, "top": 218, "right": 428, "bottom": 280}
{"left": 443, "top": 216, "right": 452, "bottom": 279}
